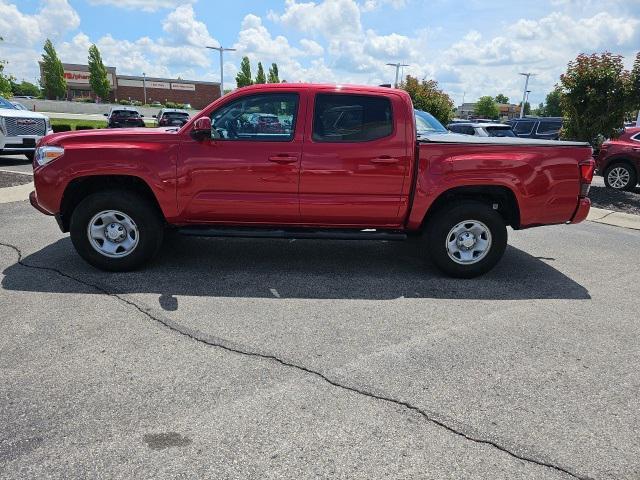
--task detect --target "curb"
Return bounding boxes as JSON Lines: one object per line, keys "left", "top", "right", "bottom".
{"left": 0, "top": 182, "right": 33, "bottom": 204}
{"left": 587, "top": 207, "right": 640, "bottom": 231}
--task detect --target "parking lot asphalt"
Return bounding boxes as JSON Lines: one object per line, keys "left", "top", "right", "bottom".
{"left": 1, "top": 198, "right": 639, "bottom": 480}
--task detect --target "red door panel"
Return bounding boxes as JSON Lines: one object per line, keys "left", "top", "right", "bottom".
{"left": 177, "top": 92, "right": 306, "bottom": 225}
{"left": 299, "top": 92, "right": 410, "bottom": 227}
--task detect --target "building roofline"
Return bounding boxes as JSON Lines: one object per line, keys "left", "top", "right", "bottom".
{"left": 116, "top": 75, "right": 220, "bottom": 86}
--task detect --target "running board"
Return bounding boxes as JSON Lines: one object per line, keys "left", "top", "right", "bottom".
{"left": 177, "top": 226, "right": 407, "bottom": 241}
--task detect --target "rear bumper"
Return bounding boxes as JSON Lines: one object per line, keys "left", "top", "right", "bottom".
{"left": 570, "top": 197, "right": 591, "bottom": 224}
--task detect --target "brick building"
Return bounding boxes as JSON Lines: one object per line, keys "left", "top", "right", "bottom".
{"left": 42, "top": 63, "right": 221, "bottom": 109}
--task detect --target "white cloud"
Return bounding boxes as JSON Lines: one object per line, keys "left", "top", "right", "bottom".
{"left": 0, "top": 0, "right": 79, "bottom": 47}
{"left": 268, "top": 0, "right": 362, "bottom": 38}
{"left": 300, "top": 39, "right": 324, "bottom": 57}
{"left": 87, "top": 0, "right": 196, "bottom": 12}
{"left": 360, "top": 0, "right": 407, "bottom": 12}
{"left": 162, "top": 4, "right": 217, "bottom": 46}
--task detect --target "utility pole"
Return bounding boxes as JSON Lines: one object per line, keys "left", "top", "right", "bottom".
{"left": 386, "top": 62, "right": 409, "bottom": 88}
{"left": 142, "top": 72, "right": 146, "bottom": 105}
{"left": 207, "top": 45, "right": 236, "bottom": 95}
{"left": 519, "top": 72, "right": 535, "bottom": 118}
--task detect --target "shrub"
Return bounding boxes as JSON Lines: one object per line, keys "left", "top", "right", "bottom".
{"left": 75, "top": 125, "right": 94, "bottom": 130}
{"left": 52, "top": 124, "right": 71, "bottom": 132}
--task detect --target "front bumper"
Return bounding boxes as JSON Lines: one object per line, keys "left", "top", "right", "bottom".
{"left": 0, "top": 132, "right": 52, "bottom": 153}
{"left": 570, "top": 197, "right": 591, "bottom": 224}
{"left": 29, "top": 190, "right": 52, "bottom": 215}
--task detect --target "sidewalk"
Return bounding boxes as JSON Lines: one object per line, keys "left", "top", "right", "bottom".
{"left": 587, "top": 207, "right": 640, "bottom": 231}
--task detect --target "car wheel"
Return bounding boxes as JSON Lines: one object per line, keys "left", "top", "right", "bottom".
{"left": 70, "top": 190, "right": 164, "bottom": 271}
{"left": 25, "top": 152, "right": 34, "bottom": 162}
{"left": 425, "top": 201, "right": 507, "bottom": 278}
{"left": 604, "top": 163, "right": 637, "bottom": 191}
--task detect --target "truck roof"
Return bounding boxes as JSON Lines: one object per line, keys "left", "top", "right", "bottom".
{"left": 233, "top": 83, "right": 401, "bottom": 95}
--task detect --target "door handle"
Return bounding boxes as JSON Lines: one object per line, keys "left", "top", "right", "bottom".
{"left": 268, "top": 155, "right": 298, "bottom": 164}
{"left": 371, "top": 156, "right": 400, "bottom": 164}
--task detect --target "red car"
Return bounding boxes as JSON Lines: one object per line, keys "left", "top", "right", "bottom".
{"left": 30, "top": 83, "right": 594, "bottom": 278}
{"left": 596, "top": 127, "right": 640, "bottom": 190}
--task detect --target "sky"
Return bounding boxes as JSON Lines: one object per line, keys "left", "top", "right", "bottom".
{"left": 1, "top": 0, "right": 639, "bottom": 106}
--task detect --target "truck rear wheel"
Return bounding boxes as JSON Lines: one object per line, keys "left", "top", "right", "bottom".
{"left": 70, "top": 190, "right": 164, "bottom": 271}
{"left": 425, "top": 201, "right": 507, "bottom": 278}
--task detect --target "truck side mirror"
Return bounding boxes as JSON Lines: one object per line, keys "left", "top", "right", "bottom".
{"left": 191, "top": 117, "right": 212, "bottom": 141}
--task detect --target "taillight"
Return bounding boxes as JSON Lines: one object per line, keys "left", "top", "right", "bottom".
{"left": 579, "top": 158, "right": 595, "bottom": 197}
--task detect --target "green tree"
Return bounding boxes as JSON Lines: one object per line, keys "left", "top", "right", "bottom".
{"left": 88, "top": 44, "right": 111, "bottom": 101}
{"left": 267, "top": 63, "right": 279, "bottom": 83}
{"left": 40, "top": 39, "right": 66, "bottom": 100}
{"left": 12, "top": 80, "right": 40, "bottom": 97}
{"left": 400, "top": 75, "right": 454, "bottom": 125}
{"left": 475, "top": 96, "right": 499, "bottom": 119}
{"left": 559, "top": 52, "right": 634, "bottom": 145}
{"left": 518, "top": 101, "right": 531, "bottom": 116}
{"left": 494, "top": 93, "right": 509, "bottom": 104}
{"left": 544, "top": 89, "right": 562, "bottom": 117}
{"left": 533, "top": 102, "right": 545, "bottom": 116}
{"left": 630, "top": 52, "right": 640, "bottom": 111}
{"left": 0, "top": 37, "right": 13, "bottom": 98}
{"left": 255, "top": 62, "right": 266, "bottom": 84}
{"left": 235, "top": 56, "right": 253, "bottom": 88}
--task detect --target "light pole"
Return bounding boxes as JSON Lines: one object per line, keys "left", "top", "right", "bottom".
{"left": 142, "top": 72, "right": 147, "bottom": 105}
{"left": 386, "top": 62, "right": 409, "bottom": 88}
{"left": 207, "top": 45, "right": 236, "bottom": 95}
{"left": 519, "top": 72, "right": 535, "bottom": 118}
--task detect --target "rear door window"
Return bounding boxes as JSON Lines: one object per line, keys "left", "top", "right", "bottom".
{"left": 485, "top": 126, "right": 516, "bottom": 137}
{"left": 536, "top": 120, "right": 562, "bottom": 135}
{"left": 312, "top": 94, "right": 393, "bottom": 142}
{"left": 512, "top": 121, "right": 534, "bottom": 134}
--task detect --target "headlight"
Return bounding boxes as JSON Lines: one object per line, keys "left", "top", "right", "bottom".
{"left": 35, "top": 145, "right": 64, "bottom": 166}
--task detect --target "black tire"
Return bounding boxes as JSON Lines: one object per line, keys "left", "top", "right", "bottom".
{"left": 425, "top": 201, "right": 507, "bottom": 278}
{"left": 604, "top": 162, "right": 637, "bottom": 191}
{"left": 25, "top": 152, "right": 35, "bottom": 162}
{"left": 70, "top": 190, "right": 164, "bottom": 272}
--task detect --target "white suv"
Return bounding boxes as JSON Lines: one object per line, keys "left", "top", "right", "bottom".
{"left": 0, "top": 96, "right": 52, "bottom": 161}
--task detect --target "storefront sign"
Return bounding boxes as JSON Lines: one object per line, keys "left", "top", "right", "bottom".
{"left": 171, "top": 83, "right": 196, "bottom": 91}
{"left": 64, "top": 70, "right": 114, "bottom": 85}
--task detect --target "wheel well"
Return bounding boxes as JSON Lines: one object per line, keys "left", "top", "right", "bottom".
{"left": 420, "top": 186, "right": 520, "bottom": 229}
{"left": 605, "top": 159, "right": 638, "bottom": 176}
{"left": 59, "top": 175, "right": 164, "bottom": 232}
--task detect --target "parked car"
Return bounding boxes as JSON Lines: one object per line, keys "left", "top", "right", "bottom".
{"left": 508, "top": 117, "right": 563, "bottom": 140}
{"left": 154, "top": 108, "right": 190, "bottom": 127}
{"left": 596, "top": 127, "right": 640, "bottom": 190}
{"left": 415, "top": 110, "right": 449, "bottom": 136}
{"left": 30, "top": 83, "right": 594, "bottom": 278}
{"left": 447, "top": 122, "right": 516, "bottom": 137}
{"left": 104, "top": 107, "right": 145, "bottom": 128}
{"left": 0, "top": 96, "right": 52, "bottom": 161}
{"left": 245, "top": 113, "right": 284, "bottom": 134}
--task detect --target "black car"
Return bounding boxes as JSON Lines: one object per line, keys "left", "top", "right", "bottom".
{"left": 105, "top": 108, "right": 145, "bottom": 128}
{"left": 507, "top": 117, "right": 563, "bottom": 140}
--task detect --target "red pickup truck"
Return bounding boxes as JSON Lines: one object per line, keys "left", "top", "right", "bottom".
{"left": 30, "top": 83, "right": 594, "bottom": 278}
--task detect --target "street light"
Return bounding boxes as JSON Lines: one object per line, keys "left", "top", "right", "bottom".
{"left": 519, "top": 72, "right": 535, "bottom": 118}
{"left": 207, "top": 45, "right": 236, "bottom": 95}
{"left": 386, "top": 62, "right": 409, "bottom": 88}
{"left": 142, "top": 72, "right": 147, "bottom": 105}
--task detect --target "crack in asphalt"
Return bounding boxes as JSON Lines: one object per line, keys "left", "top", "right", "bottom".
{"left": 0, "top": 241, "right": 592, "bottom": 480}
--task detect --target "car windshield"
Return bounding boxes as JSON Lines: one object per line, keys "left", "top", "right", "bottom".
{"left": 0, "top": 96, "right": 17, "bottom": 110}
{"left": 414, "top": 110, "right": 447, "bottom": 133}
{"left": 485, "top": 126, "right": 516, "bottom": 137}
{"left": 113, "top": 110, "right": 140, "bottom": 118}
{"left": 164, "top": 112, "right": 189, "bottom": 119}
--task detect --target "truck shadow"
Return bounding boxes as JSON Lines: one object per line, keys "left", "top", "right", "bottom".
{"left": 2, "top": 235, "right": 590, "bottom": 306}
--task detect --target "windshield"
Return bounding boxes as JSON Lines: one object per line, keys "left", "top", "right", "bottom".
{"left": 0, "top": 96, "right": 17, "bottom": 110}
{"left": 485, "top": 126, "right": 516, "bottom": 137}
{"left": 414, "top": 110, "right": 447, "bottom": 133}
{"left": 112, "top": 110, "right": 140, "bottom": 118}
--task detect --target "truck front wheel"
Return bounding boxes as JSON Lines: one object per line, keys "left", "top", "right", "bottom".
{"left": 69, "top": 190, "right": 164, "bottom": 271}
{"left": 425, "top": 201, "right": 507, "bottom": 278}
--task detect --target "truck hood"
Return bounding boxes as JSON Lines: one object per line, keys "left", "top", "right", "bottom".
{"left": 419, "top": 132, "right": 590, "bottom": 147}
{"left": 41, "top": 126, "right": 179, "bottom": 146}
{"left": 0, "top": 108, "right": 49, "bottom": 120}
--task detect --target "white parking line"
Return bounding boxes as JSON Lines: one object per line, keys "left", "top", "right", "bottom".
{"left": 0, "top": 168, "right": 33, "bottom": 176}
